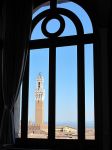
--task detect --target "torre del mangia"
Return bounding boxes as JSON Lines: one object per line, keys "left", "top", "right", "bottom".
{"left": 35, "top": 73, "right": 46, "bottom": 129}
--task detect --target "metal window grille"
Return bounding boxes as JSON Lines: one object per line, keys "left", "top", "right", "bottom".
{"left": 20, "top": 0, "right": 95, "bottom": 148}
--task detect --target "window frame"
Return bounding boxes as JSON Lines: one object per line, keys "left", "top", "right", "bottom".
{"left": 15, "top": 0, "right": 97, "bottom": 149}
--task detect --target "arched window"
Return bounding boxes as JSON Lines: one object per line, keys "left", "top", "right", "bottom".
{"left": 20, "top": 0, "right": 95, "bottom": 149}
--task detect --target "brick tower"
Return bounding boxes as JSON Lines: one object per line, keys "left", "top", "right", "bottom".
{"left": 35, "top": 73, "right": 45, "bottom": 127}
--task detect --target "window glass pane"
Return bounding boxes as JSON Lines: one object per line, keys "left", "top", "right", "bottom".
{"left": 84, "top": 44, "right": 95, "bottom": 140}
{"left": 31, "top": 19, "right": 46, "bottom": 40}
{"left": 59, "top": 15, "right": 77, "bottom": 37}
{"left": 57, "top": 1, "right": 93, "bottom": 34}
{"left": 47, "top": 19, "right": 61, "bottom": 34}
{"left": 56, "top": 46, "right": 78, "bottom": 139}
{"left": 32, "top": 2, "right": 50, "bottom": 40}
{"left": 28, "top": 49, "right": 49, "bottom": 139}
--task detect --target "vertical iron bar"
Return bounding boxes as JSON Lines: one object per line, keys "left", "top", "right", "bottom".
{"left": 21, "top": 53, "right": 29, "bottom": 139}
{"left": 50, "top": 0, "right": 57, "bottom": 9}
{"left": 48, "top": 0, "right": 57, "bottom": 141}
{"left": 77, "top": 44, "right": 85, "bottom": 141}
{"left": 48, "top": 45, "right": 56, "bottom": 142}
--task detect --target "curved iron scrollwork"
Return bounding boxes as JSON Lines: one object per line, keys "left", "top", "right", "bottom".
{"left": 32, "top": 5, "right": 84, "bottom": 37}
{"left": 41, "top": 14, "right": 65, "bottom": 38}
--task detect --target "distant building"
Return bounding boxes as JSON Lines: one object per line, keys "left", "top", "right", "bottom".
{"left": 56, "top": 126, "right": 77, "bottom": 133}
{"left": 35, "top": 73, "right": 45, "bottom": 128}
{"left": 28, "top": 73, "right": 47, "bottom": 135}
{"left": 63, "top": 126, "right": 77, "bottom": 133}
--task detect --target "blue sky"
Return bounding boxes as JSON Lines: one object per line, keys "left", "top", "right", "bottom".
{"left": 28, "top": 2, "right": 94, "bottom": 128}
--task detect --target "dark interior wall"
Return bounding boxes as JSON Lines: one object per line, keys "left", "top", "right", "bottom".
{"left": 0, "top": 0, "right": 3, "bottom": 126}
{"left": 96, "top": 1, "right": 111, "bottom": 149}
{"left": 93, "top": 0, "right": 111, "bottom": 149}
{"left": 108, "top": 11, "right": 112, "bottom": 150}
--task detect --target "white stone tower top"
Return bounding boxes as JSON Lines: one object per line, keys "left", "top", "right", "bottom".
{"left": 35, "top": 73, "right": 45, "bottom": 101}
